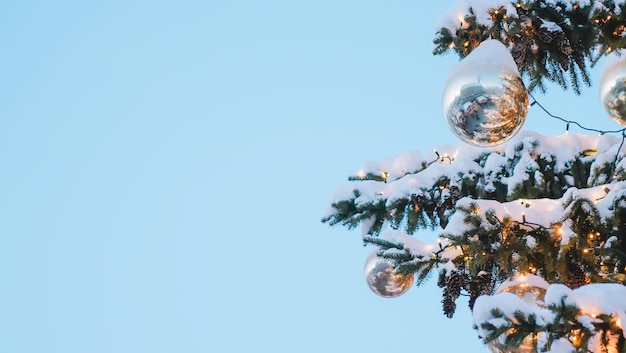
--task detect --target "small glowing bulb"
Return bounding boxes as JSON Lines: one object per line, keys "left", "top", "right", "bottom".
{"left": 555, "top": 226, "right": 564, "bottom": 237}
{"left": 572, "top": 334, "right": 581, "bottom": 347}
{"left": 457, "top": 14, "right": 467, "bottom": 27}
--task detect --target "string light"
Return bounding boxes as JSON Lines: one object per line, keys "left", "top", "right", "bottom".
{"left": 571, "top": 329, "right": 583, "bottom": 347}
{"left": 554, "top": 224, "right": 564, "bottom": 238}
{"left": 530, "top": 93, "right": 626, "bottom": 175}
{"left": 530, "top": 93, "right": 626, "bottom": 135}
{"left": 457, "top": 14, "right": 467, "bottom": 28}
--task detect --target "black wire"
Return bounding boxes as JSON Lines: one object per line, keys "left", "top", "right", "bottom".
{"left": 529, "top": 92, "right": 626, "bottom": 177}
{"left": 529, "top": 92, "right": 626, "bottom": 135}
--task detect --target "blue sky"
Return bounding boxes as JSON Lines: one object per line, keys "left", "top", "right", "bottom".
{"left": 0, "top": 1, "right": 615, "bottom": 352}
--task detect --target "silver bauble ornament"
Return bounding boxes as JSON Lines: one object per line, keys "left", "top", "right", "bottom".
{"left": 599, "top": 53, "right": 626, "bottom": 126}
{"left": 364, "top": 251, "right": 414, "bottom": 298}
{"left": 442, "top": 40, "right": 529, "bottom": 147}
{"left": 487, "top": 274, "right": 549, "bottom": 353}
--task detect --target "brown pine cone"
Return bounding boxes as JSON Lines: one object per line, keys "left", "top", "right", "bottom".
{"left": 442, "top": 291, "right": 457, "bottom": 318}
{"left": 511, "top": 35, "right": 533, "bottom": 67}
{"left": 537, "top": 27, "right": 557, "bottom": 43}
{"left": 446, "top": 270, "right": 463, "bottom": 299}
{"left": 567, "top": 263, "right": 589, "bottom": 289}
{"left": 468, "top": 272, "right": 492, "bottom": 309}
{"left": 441, "top": 270, "right": 464, "bottom": 318}
{"left": 555, "top": 34, "right": 573, "bottom": 55}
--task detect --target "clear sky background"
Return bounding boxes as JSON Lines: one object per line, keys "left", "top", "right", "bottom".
{"left": 0, "top": 1, "right": 618, "bottom": 353}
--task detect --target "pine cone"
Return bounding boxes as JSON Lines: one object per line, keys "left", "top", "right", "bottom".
{"left": 468, "top": 272, "right": 492, "bottom": 309}
{"left": 511, "top": 35, "right": 533, "bottom": 67}
{"left": 441, "top": 270, "right": 464, "bottom": 318}
{"left": 511, "top": 42, "right": 526, "bottom": 67}
{"left": 537, "top": 27, "right": 557, "bottom": 43}
{"left": 446, "top": 270, "right": 463, "bottom": 299}
{"left": 442, "top": 291, "right": 457, "bottom": 318}
{"left": 555, "top": 33, "right": 573, "bottom": 56}
{"left": 567, "top": 263, "right": 588, "bottom": 289}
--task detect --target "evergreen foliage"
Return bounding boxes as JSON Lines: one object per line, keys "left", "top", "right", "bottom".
{"left": 432, "top": 0, "right": 626, "bottom": 94}
{"left": 322, "top": 131, "right": 626, "bottom": 352}
{"left": 323, "top": 1, "right": 626, "bottom": 352}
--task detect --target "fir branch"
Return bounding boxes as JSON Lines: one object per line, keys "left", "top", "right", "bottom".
{"left": 432, "top": 0, "right": 626, "bottom": 94}
{"left": 474, "top": 286, "right": 626, "bottom": 353}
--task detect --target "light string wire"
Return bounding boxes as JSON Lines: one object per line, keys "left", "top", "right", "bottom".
{"left": 528, "top": 91, "right": 626, "bottom": 177}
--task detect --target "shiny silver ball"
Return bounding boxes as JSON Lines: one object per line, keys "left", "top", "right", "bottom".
{"left": 364, "top": 252, "right": 414, "bottom": 298}
{"left": 487, "top": 274, "right": 549, "bottom": 353}
{"left": 599, "top": 55, "right": 626, "bottom": 126}
{"left": 442, "top": 40, "right": 529, "bottom": 147}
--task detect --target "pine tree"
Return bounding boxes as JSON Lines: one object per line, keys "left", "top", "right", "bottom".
{"left": 322, "top": 1, "right": 626, "bottom": 352}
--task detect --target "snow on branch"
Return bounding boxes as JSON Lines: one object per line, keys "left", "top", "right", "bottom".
{"left": 322, "top": 130, "right": 626, "bottom": 319}
{"left": 322, "top": 130, "right": 625, "bottom": 236}
{"left": 432, "top": 0, "right": 626, "bottom": 93}
{"left": 473, "top": 283, "right": 626, "bottom": 353}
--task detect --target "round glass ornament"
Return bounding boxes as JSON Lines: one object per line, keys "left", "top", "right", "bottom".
{"left": 364, "top": 251, "right": 414, "bottom": 298}
{"left": 599, "top": 54, "right": 626, "bottom": 126}
{"left": 442, "top": 40, "right": 529, "bottom": 147}
{"left": 487, "top": 274, "right": 549, "bottom": 353}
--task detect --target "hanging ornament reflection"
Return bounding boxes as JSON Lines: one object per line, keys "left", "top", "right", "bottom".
{"left": 364, "top": 252, "right": 414, "bottom": 298}
{"left": 442, "top": 40, "right": 529, "bottom": 147}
